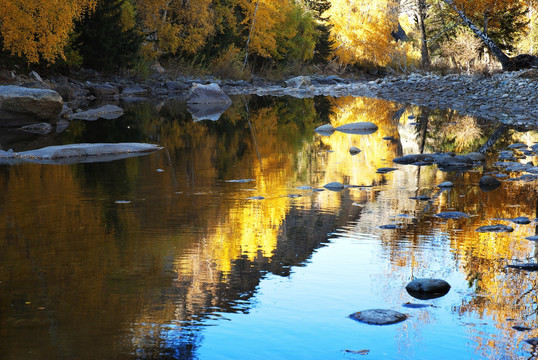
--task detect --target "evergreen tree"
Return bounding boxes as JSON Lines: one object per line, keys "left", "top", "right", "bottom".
{"left": 75, "top": 0, "right": 143, "bottom": 72}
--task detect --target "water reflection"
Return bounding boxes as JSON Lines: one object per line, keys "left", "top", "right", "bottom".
{"left": 1, "top": 94, "right": 538, "bottom": 359}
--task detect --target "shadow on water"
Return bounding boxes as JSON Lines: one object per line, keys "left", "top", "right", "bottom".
{"left": 2, "top": 94, "right": 538, "bottom": 359}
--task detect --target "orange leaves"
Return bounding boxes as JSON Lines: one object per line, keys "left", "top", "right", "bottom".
{"left": 0, "top": 0, "right": 96, "bottom": 63}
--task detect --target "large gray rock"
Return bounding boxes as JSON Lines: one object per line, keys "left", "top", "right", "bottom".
{"left": 187, "top": 83, "right": 232, "bottom": 104}
{"left": 86, "top": 81, "right": 119, "bottom": 98}
{"left": 349, "top": 309, "right": 407, "bottom": 325}
{"left": 285, "top": 76, "right": 311, "bottom": 88}
{"left": 335, "top": 122, "right": 378, "bottom": 135}
{"left": 0, "top": 85, "right": 63, "bottom": 124}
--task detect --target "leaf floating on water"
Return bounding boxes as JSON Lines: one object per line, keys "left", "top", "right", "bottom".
{"left": 344, "top": 349, "right": 370, "bottom": 355}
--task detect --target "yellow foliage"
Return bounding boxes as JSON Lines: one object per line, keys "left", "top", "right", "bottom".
{"left": 324, "top": 0, "right": 399, "bottom": 66}
{"left": 0, "top": 0, "right": 96, "bottom": 63}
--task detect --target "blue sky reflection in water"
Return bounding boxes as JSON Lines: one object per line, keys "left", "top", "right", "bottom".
{"left": 2, "top": 95, "right": 538, "bottom": 359}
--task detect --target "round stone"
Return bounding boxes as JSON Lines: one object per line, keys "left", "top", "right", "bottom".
{"left": 349, "top": 309, "right": 407, "bottom": 325}
{"left": 323, "top": 181, "right": 345, "bottom": 191}
{"left": 406, "top": 278, "right": 451, "bottom": 300}
{"left": 479, "top": 175, "right": 502, "bottom": 191}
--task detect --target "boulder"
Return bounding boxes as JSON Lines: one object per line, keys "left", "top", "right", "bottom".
{"left": 406, "top": 278, "right": 451, "bottom": 300}
{"left": 121, "top": 85, "right": 148, "bottom": 97}
{"left": 479, "top": 175, "right": 502, "bottom": 191}
{"left": 67, "top": 105, "right": 124, "bottom": 121}
{"left": 187, "top": 83, "right": 232, "bottom": 104}
{"left": 0, "top": 85, "right": 63, "bottom": 124}
{"left": 512, "top": 216, "right": 531, "bottom": 225}
{"left": 335, "top": 122, "right": 378, "bottom": 135}
{"left": 349, "top": 309, "right": 407, "bottom": 325}
{"left": 285, "top": 76, "right": 311, "bottom": 88}
{"left": 86, "top": 81, "right": 119, "bottom": 98}
{"left": 436, "top": 154, "right": 473, "bottom": 169}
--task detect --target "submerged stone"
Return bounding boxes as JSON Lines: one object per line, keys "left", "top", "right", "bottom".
{"left": 434, "top": 211, "right": 470, "bottom": 219}
{"left": 476, "top": 224, "right": 514, "bottom": 233}
{"left": 479, "top": 175, "right": 502, "bottom": 191}
{"left": 410, "top": 195, "right": 431, "bottom": 201}
{"left": 402, "top": 302, "right": 432, "bottom": 309}
{"left": 406, "top": 278, "right": 451, "bottom": 300}
{"left": 349, "top": 309, "right": 407, "bottom": 325}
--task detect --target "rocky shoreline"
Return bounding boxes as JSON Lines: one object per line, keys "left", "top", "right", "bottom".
{"left": 0, "top": 68, "right": 537, "bottom": 128}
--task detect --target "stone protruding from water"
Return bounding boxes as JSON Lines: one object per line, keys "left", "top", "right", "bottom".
{"left": 434, "top": 211, "right": 470, "bottom": 219}
{"left": 314, "top": 124, "right": 335, "bottom": 136}
{"left": 479, "top": 175, "right": 502, "bottom": 191}
{"left": 476, "top": 224, "right": 514, "bottom": 233}
{"left": 323, "top": 182, "right": 345, "bottom": 191}
{"left": 187, "top": 83, "right": 232, "bottom": 104}
{"left": 349, "top": 309, "right": 407, "bottom": 325}
{"left": 335, "top": 122, "right": 378, "bottom": 135}
{"left": 349, "top": 146, "right": 361, "bottom": 155}
{"left": 405, "top": 278, "right": 451, "bottom": 300}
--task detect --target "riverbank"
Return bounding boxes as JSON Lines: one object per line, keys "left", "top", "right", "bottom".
{"left": 1, "top": 68, "right": 537, "bottom": 128}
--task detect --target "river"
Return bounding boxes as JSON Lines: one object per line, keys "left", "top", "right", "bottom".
{"left": 1, "top": 95, "right": 538, "bottom": 359}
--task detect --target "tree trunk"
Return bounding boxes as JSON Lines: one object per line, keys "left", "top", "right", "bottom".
{"left": 242, "top": 0, "right": 260, "bottom": 71}
{"left": 417, "top": 0, "right": 430, "bottom": 68}
{"left": 441, "top": 0, "right": 511, "bottom": 70}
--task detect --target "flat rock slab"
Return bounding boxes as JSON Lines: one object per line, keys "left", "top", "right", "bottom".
{"left": 434, "top": 211, "right": 470, "bottom": 219}
{"left": 349, "top": 309, "right": 407, "bottom": 325}
{"left": 67, "top": 105, "right": 124, "bottom": 121}
{"left": 0, "top": 85, "right": 63, "bottom": 123}
{"left": 406, "top": 278, "right": 451, "bottom": 300}
{"left": 335, "top": 122, "right": 378, "bottom": 135}
{"left": 393, "top": 154, "right": 435, "bottom": 165}
{"left": 0, "top": 143, "right": 162, "bottom": 165}
{"left": 512, "top": 216, "right": 531, "bottom": 224}
{"left": 476, "top": 224, "right": 514, "bottom": 233}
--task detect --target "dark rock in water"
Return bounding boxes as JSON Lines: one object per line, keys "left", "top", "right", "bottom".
{"left": 498, "top": 150, "right": 515, "bottom": 161}
{"left": 476, "top": 224, "right": 514, "bottom": 233}
{"left": 247, "top": 196, "right": 265, "bottom": 200}
{"left": 383, "top": 136, "right": 395, "bottom": 141}
{"left": 314, "top": 124, "right": 335, "bottom": 136}
{"left": 379, "top": 224, "right": 401, "bottom": 229}
{"left": 507, "top": 263, "right": 538, "bottom": 271}
{"left": 512, "top": 216, "right": 531, "bottom": 224}
{"left": 393, "top": 154, "right": 435, "bottom": 165}
{"left": 410, "top": 195, "right": 431, "bottom": 201}
{"left": 434, "top": 211, "right": 470, "bottom": 219}
{"left": 466, "top": 152, "right": 486, "bottom": 162}
{"left": 436, "top": 154, "right": 473, "bottom": 169}
{"left": 335, "top": 122, "right": 378, "bottom": 135}
{"left": 349, "top": 146, "right": 361, "bottom": 155}
{"left": 479, "top": 175, "right": 502, "bottom": 191}
{"left": 377, "top": 167, "right": 398, "bottom": 174}
{"left": 402, "top": 302, "right": 432, "bottom": 309}
{"left": 323, "top": 181, "right": 345, "bottom": 191}
{"left": 513, "top": 325, "right": 533, "bottom": 332}
{"left": 525, "top": 337, "right": 538, "bottom": 346}
{"left": 509, "top": 143, "right": 527, "bottom": 149}
{"left": 349, "top": 309, "right": 407, "bottom": 325}
{"left": 406, "top": 278, "right": 451, "bottom": 300}
{"left": 525, "top": 235, "right": 538, "bottom": 241}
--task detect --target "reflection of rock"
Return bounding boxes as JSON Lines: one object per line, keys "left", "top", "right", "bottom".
{"left": 19, "top": 122, "right": 53, "bottom": 135}
{"left": 406, "top": 278, "right": 451, "bottom": 300}
{"left": 67, "top": 105, "right": 124, "bottom": 121}
{"left": 0, "top": 142, "right": 162, "bottom": 165}
{"left": 335, "top": 122, "right": 378, "bottom": 135}
{"left": 187, "top": 102, "right": 231, "bottom": 122}
{"left": 0, "top": 85, "right": 63, "bottom": 124}
{"left": 349, "top": 309, "right": 407, "bottom": 325}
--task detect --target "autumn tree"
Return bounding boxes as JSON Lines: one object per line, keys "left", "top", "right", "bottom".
{"left": 0, "top": 0, "right": 96, "bottom": 64}
{"left": 324, "top": 0, "right": 400, "bottom": 67}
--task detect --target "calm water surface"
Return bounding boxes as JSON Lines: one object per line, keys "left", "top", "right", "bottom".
{"left": 2, "top": 95, "right": 538, "bottom": 359}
